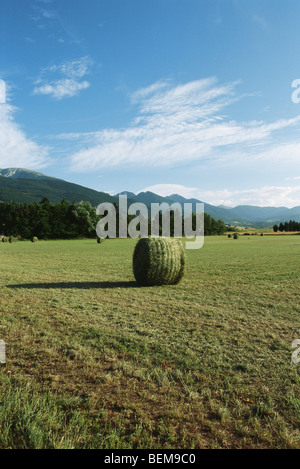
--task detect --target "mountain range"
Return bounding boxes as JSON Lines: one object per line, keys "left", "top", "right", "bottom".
{"left": 0, "top": 168, "right": 117, "bottom": 206}
{"left": 0, "top": 168, "right": 300, "bottom": 227}
{"left": 116, "top": 191, "right": 300, "bottom": 227}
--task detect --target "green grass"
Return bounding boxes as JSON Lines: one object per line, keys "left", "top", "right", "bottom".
{"left": 0, "top": 236, "right": 299, "bottom": 448}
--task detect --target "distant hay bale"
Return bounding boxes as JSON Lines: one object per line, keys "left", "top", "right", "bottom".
{"left": 228, "top": 234, "right": 232, "bottom": 238}
{"left": 31, "top": 236, "right": 38, "bottom": 243}
{"left": 2, "top": 237, "right": 8, "bottom": 243}
{"left": 233, "top": 233, "right": 238, "bottom": 239}
{"left": 9, "top": 237, "right": 17, "bottom": 243}
{"left": 133, "top": 237, "right": 185, "bottom": 286}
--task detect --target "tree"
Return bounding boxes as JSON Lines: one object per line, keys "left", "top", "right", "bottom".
{"left": 71, "top": 201, "right": 96, "bottom": 238}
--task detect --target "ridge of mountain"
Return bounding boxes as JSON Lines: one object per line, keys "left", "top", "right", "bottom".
{"left": 0, "top": 168, "right": 60, "bottom": 181}
{"left": 0, "top": 172, "right": 117, "bottom": 206}
{"left": 0, "top": 169, "right": 300, "bottom": 226}
{"left": 116, "top": 191, "right": 300, "bottom": 226}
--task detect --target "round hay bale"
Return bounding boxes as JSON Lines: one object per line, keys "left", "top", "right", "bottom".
{"left": 233, "top": 233, "right": 238, "bottom": 239}
{"left": 133, "top": 237, "right": 185, "bottom": 286}
{"left": 2, "top": 237, "right": 8, "bottom": 243}
{"left": 31, "top": 236, "right": 38, "bottom": 243}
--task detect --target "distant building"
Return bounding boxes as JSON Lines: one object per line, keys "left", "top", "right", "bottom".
{"left": 0, "top": 79, "right": 6, "bottom": 104}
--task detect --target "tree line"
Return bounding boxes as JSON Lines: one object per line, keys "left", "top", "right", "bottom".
{"left": 0, "top": 198, "right": 227, "bottom": 240}
{"left": 273, "top": 220, "right": 300, "bottom": 232}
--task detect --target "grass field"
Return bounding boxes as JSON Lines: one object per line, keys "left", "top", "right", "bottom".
{"left": 0, "top": 235, "right": 299, "bottom": 449}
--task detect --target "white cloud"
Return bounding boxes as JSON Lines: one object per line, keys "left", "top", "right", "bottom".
{"left": 0, "top": 79, "right": 6, "bottom": 104}
{"left": 33, "top": 56, "right": 92, "bottom": 99}
{"left": 64, "top": 78, "right": 300, "bottom": 172}
{"left": 0, "top": 98, "right": 50, "bottom": 169}
{"left": 40, "top": 9, "right": 55, "bottom": 19}
{"left": 47, "top": 57, "right": 92, "bottom": 79}
{"left": 142, "top": 183, "right": 300, "bottom": 208}
{"left": 141, "top": 184, "right": 201, "bottom": 200}
{"left": 34, "top": 78, "right": 90, "bottom": 100}
{"left": 252, "top": 14, "right": 269, "bottom": 32}
{"left": 285, "top": 176, "right": 300, "bottom": 181}
{"left": 30, "top": 1, "right": 56, "bottom": 27}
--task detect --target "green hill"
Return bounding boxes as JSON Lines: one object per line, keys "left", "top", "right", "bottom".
{"left": 0, "top": 174, "right": 117, "bottom": 206}
{"left": 1, "top": 168, "right": 300, "bottom": 226}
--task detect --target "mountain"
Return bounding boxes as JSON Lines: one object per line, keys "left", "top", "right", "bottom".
{"left": 166, "top": 193, "right": 231, "bottom": 221}
{"left": 0, "top": 169, "right": 117, "bottom": 206}
{"left": 115, "top": 191, "right": 300, "bottom": 226}
{"left": 0, "top": 168, "right": 299, "bottom": 226}
{"left": 116, "top": 191, "right": 240, "bottom": 223}
{"left": 228, "top": 205, "right": 290, "bottom": 222}
{"left": 0, "top": 168, "right": 60, "bottom": 181}
{"left": 116, "top": 191, "right": 140, "bottom": 200}
{"left": 116, "top": 191, "right": 175, "bottom": 206}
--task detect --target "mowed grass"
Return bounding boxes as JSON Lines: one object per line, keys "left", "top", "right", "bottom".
{"left": 0, "top": 235, "right": 299, "bottom": 449}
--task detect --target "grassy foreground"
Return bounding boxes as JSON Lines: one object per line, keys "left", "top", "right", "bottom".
{"left": 0, "top": 236, "right": 299, "bottom": 449}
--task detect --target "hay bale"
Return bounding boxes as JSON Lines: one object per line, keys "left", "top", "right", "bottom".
{"left": 31, "top": 236, "right": 38, "bottom": 243}
{"left": 9, "top": 237, "right": 17, "bottom": 243}
{"left": 233, "top": 233, "right": 238, "bottom": 239}
{"left": 2, "top": 237, "right": 8, "bottom": 243}
{"left": 133, "top": 237, "right": 185, "bottom": 286}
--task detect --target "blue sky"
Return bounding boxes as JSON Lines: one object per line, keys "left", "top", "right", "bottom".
{"left": 1, "top": 0, "right": 300, "bottom": 207}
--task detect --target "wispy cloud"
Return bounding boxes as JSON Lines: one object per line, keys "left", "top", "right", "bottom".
{"left": 0, "top": 79, "right": 6, "bottom": 104}
{"left": 25, "top": 36, "right": 36, "bottom": 44}
{"left": 0, "top": 101, "right": 50, "bottom": 169}
{"left": 59, "top": 78, "right": 300, "bottom": 172}
{"left": 285, "top": 176, "right": 300, "bottom": 181}
{"left": 30, "top": 0, "right": 56, "bottom": 26}
{"left": 142, "top": 183, "right": 300, "bottom": 208}
{"left": 33, "top": 57, "right": 92, "bottom": 99}
{"left": 33, "top": 79, "right": 90, "bottom": 100}
{"left": 252, "top": 14, "right": 269, "bottom": 32}
{"left": 0, "top": 78, "right": 50, "bottom": 168}
{"left": 30, "top": 1, "right": 82, "bottom": 45}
